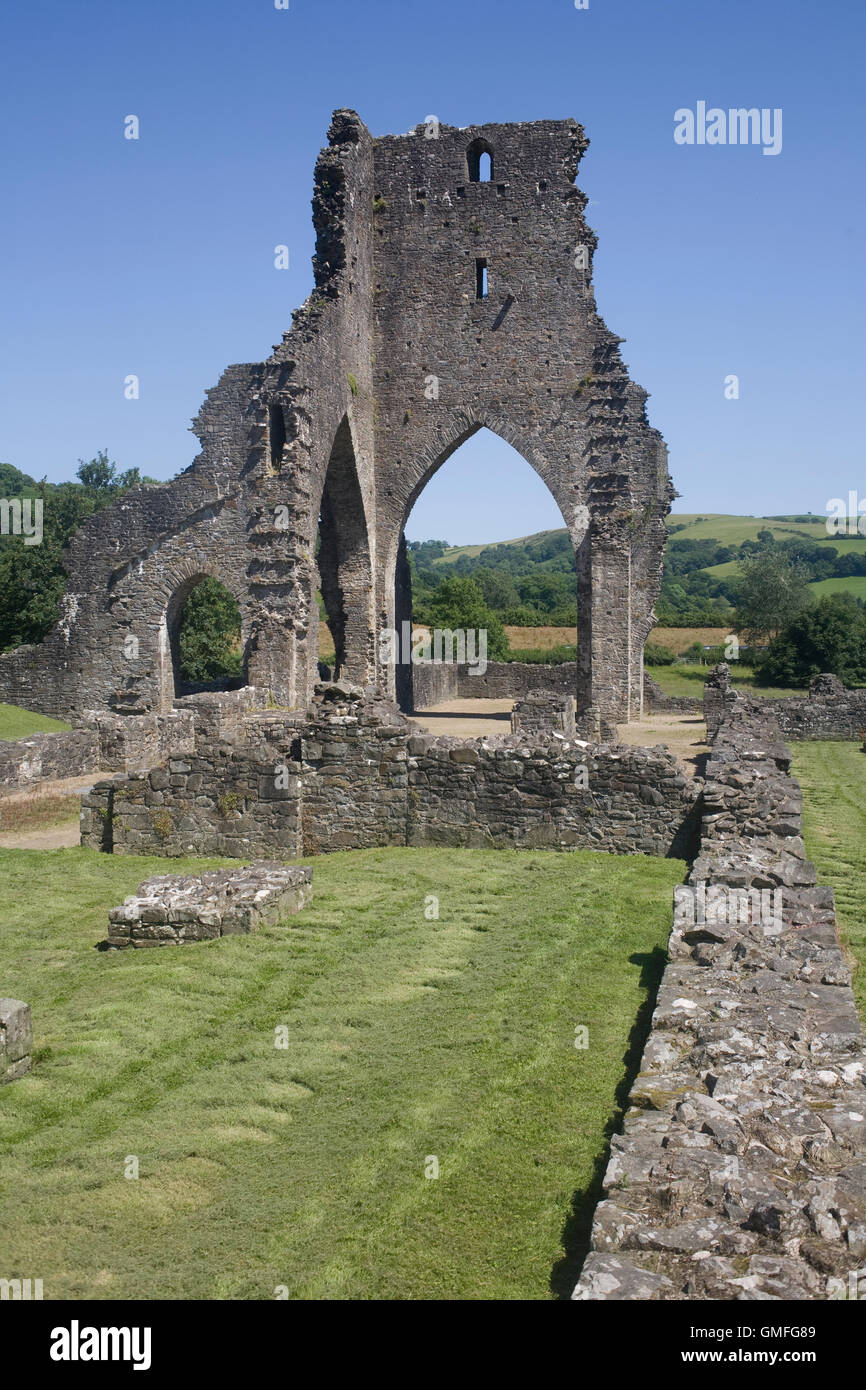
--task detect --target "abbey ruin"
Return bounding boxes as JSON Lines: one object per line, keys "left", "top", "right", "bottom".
{"left": 2, "top": 113, "right": 865, "bottom": 1303}
{"left": 0, "top": 110, "right": 671, "bottom": 728}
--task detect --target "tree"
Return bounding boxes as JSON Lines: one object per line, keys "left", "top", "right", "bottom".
{"left": 755, "top": 594, "right": 866, "bottom": 688}
{"left": 178, "top": 578, "right": 243, "bottom": 682}
{"left": 733, "top": 550, "right": 812, "bottom": 645}
{"left": 424, "top": 576, "right": 509, "bottom": 660}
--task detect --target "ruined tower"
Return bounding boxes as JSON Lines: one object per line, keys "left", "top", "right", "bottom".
{"left": 0, "top": 111, "right": 672, "bottom": 725}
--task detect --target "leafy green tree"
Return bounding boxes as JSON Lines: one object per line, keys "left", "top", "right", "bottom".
{"left": 424, "top": 576, "right": 509, "bottom": 660}
{"left": 178, "top": 578, "right": 243, "bottom": 682}
{"left": 733, "top": 550, "right": 812, "bottom": 645}
{"left": 755, "top": 594, "right": 866, "bottom": 688}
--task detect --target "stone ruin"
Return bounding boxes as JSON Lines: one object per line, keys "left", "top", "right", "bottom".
{"left": 574, "top": 696, "right": 866, "bottom": 1301}
{"left": 0, "top": 110, "right": 671, "bottom": 730}
{"left": 1, "top": 998, "right": 32, "bottom": 1084}
{"left": 103, "top": 863, "right": 312, "bottom": 949}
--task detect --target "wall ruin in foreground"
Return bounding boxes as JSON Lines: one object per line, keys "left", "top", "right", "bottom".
{"left": 574, "top": 700, "right": 866, "bottom": 1300}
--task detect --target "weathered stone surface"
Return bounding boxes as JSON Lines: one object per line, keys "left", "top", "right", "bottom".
{"left": 572, "top": 699, "right": 866, "bottom": 1301}
{"left": 81, "top": 686, "right": 699, "bottom": 860}
{"left": 0, "top": 998, "right": 33, "bottom": 1083}
{"left": 0, "top": 112, "right": 670, "bottom": 728}
{"left": 102, "top": 863, "right": 313, "bottom": 948}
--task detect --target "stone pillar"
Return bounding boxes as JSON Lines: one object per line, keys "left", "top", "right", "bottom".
{"left": 578, "top": 520, "right": 634, "bottom": 726}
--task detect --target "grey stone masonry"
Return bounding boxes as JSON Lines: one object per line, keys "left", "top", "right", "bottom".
{"left": 103, "top": 863, "right": 313, "bottom": 949}
{"left": 704, "top": 664, "right": 866, "bottom": 742}
{"left": 573, "top": 700, "right": 866, "bottom": 1301}
{"left": 1, "top": 998, "right": 33, "bottom": 1083}
{"left": 510, "top": 692, "right": 576, "bottom": 737}
{"left": 81, "top": 684, "right": 699, "bottom": 861}
{"left": 0, "top": 728, "right": 99, "bottom": 791}
{"left": 0, "top": 111, "right": 670, "bottom": 727}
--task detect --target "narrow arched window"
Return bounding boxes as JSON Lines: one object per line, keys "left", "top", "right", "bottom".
{"left": 467, "top": 139, "right": 494, "bottom": 183}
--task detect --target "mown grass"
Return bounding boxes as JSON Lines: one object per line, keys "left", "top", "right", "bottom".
{"left": 0, "top": 844, "right": 682, "bottom": 1301}
{"left": 0, "top": 703, "right": 71, "bottom": 740}
{"left": 792, "top": 742, "right": 866, "bottom": 1022}
{"left": 646, "top": 664, "right": 801, "bottom": 699}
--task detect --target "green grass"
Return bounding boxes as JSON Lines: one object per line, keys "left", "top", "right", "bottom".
{"left": 0, "top": 844, "right": 682, "bottom": 1301}
{"left": 792, "top": 743, "right": 866, "bottom": 1022}
{"left": 0, "top": 703, "right": 71, "bottom": 740}
{"left": 666, "top": 513, "right": 830, "bottom": 545}
{"left": 809, "top": 576, "right": 866, "bottom": 600}
{"left": 646, "top": 664, "right": 801, "bottom": 699}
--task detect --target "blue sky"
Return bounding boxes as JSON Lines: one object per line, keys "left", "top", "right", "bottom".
{"left": 1, "top": 0, "right": 863, "bottom": 545}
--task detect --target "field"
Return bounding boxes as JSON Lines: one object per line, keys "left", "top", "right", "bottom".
{"left": 0, "top": 843, "right": 682, "bottom": 1301}
{"left": 793, "top": 742, "right": 866, "bottom": 1021}
{"left": 810, "top": 577, "right": 866, "bottom": 600}
{"left": 645, "top": 664, "right": 802, "bottom": 699}
{"left": 0, "top": 703, "right": 70, "bottom": 740}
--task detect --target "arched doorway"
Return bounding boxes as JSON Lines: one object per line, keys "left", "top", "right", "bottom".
{"left": 391, "top": 426, "right": 579, "bottom": 715}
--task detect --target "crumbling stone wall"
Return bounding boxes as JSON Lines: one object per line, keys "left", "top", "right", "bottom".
{"left": 103, "top": 864, "right": 312, "bottom": 949}
{"left": 574, "top": 700, "right": 866, "bottom": 1301}
{"left": 0, "top": 729, "right": 99, "bottom": 790}
{"left": 82, "top": 686, "right": 698, "bottom": 860}
{"left": 704, "top": 665, "right": 866, "bottom": 741}
{"left": 409, "top": 660, "right": 580, "bottom": 710}
{"left": 0, "top": 111, "right": 669, "bottom": 728}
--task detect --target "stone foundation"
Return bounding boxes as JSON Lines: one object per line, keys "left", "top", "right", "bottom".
{"left": 103, "top": 863, "right": 313, "bottom": 949}
{"left": 573, "top": 699, "right": 866, "bottom": 1301}
{"left": 1, "top": 998, "right": 32, "bottom": 1083}
{"left": 81, "top": 685, "right": 699, "bottom": 861}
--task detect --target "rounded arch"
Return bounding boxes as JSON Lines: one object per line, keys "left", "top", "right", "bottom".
{"left": 160, "top": 565, "right": 249, "bottom": 701}
{"left": 467, "top": 138, "right": 495, "bottom": 182}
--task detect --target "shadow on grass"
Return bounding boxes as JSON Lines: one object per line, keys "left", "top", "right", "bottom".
{"left": 548, "top": 944, "right": 668, "bottom": 1300}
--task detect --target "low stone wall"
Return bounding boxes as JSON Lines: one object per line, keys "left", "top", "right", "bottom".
{"left": 103, "top": 863, "right": 312, "bottom": 948}
{"left": 705, "top": 666, "right": 866, "bottom": 742}
{"left": 456, "top": 661, "right": 577, "bottom": 700}
{"left": 0, "top": 728, "right": 99, "bottom": 791}
{"left": 511, "top": 693, "right": 576, "bottom": 738}
{"left": 1, "top": 998, "right": 32, "bottom": 1084}
{"left": 574, "top": 700, "right": 866, "bottom": 1301}
{"left": 409, "top": 660, "right": 578, "bottom": 711}
{"left": 82, "top": 684, "right": 700, "bottom": 861}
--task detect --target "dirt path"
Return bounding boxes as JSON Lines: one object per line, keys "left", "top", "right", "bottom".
{"left": 0, "top": 772, "right": 101, "bottom": 851}
{"left": 615, "top": 713, "right": 709, "bottom": 773}
{"left": 409, "top": 699, "right": 514, "bottom": 738}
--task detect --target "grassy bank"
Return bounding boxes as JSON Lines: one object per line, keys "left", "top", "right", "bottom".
{"left": 0, "top": 844, "right": 682, "bottom": 1300}
{"left": 792, "top": 742, "right": 866, "bottom": 1022}
{"left": 0, "top": 703, "right": 71, "bottom": 740}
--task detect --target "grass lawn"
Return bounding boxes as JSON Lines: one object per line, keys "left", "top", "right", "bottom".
{"left": 0, "top": 703, "right": 71, "bottom": 740}
{"left": 646, "top": 664, "right": 801, "bottom": 700}
{"left": 0, "top": 843, "right": 682, "bottom": 1301}
{"left": 810, "top": 576, "right": 866, "bottom": 601}
{"left": 792, "top": 742, "right": 866, "bottom": 1023}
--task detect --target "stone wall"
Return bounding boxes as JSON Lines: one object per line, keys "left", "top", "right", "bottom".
{"left": 409, "top": 660, "right": 580, "bottom": 711}
{"left": 704, "top": 665, "right": 866, "bottom": 742}
{"left": 511, "top": 692, "right": 576, "bottom": 737}
{"left": 0, "top": 728, "right": 99, "bottom": 791}
{"left": 574, "top": 700, "right": 866, "bottom": 1301}
{"left": 82, "top": 685, "right": 699, "bottom": 861}
{"left": 103, "top": 864, "right": 312, "bottom": 949}
{"left": 1, "top": 998, "right": 32, "bottom": 1084}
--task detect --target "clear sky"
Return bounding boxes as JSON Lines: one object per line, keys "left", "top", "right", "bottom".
{"left": 1, "top": 0, "right": 863, "bottom": 545}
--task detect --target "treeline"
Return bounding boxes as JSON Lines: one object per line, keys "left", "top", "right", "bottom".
{"left": 407, "top": 531, "right": 578, "bottom": 628}
{"left": 658, "top": 529, "right": 866, "bottom": 626}
{"left": 0, "top": 456, "right": 158, "bottom": 651}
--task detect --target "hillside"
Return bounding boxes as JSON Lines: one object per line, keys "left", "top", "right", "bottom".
{"left": 410, "top": 514, "right": 866, "bottom": 632}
